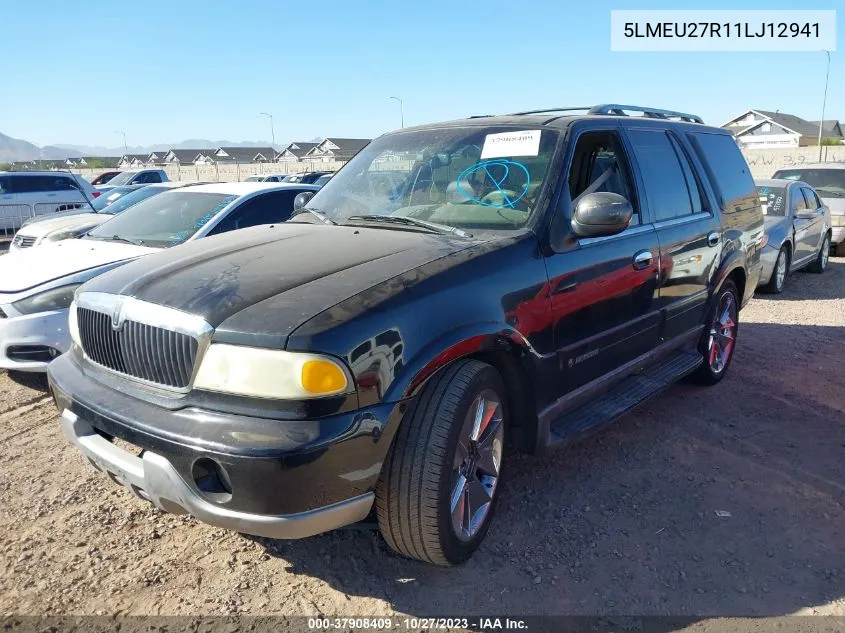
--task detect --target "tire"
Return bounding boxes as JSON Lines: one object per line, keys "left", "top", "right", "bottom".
{"left": 375, "top": 359, "right": 507, "bottom": 566}
{"left": 760, "top": 246, "right": 789, "bottom": 294}
{"left": 690, "top": 280, "right": 739, "bottom": 386}
{"left": 807, "top": 233, "right": 831, "bottom": 274}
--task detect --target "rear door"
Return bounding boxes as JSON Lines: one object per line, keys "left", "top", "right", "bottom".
{"left": 545, "top": 123, "right": 661, "bottom": 392}
{"left": 0, "top": 175, "right": 18, "bottom": 234}
{"left": 623, "top": 126, "right": 722, "bottom": 342}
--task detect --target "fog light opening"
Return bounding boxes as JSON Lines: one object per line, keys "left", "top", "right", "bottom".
{"left": 192, "top": 457, "right": 233, "bottom": 503}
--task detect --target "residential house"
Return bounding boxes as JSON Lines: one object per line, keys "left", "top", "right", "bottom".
{"left": 722, "top": 109, "right": 844, "bottom": 148}
{"left": 64, "top": 156, "right": 120, "bottom": 168}
{"left": 117, "top": 154, "right": 151, "bottom": 168}
{"left": 146, "top": 151, "right": 167, "bottom": 165}
{"left": 305, "top": 138, "right": 370, "bottom": 162}
{"left": 211, "top": 147, "right": 275, "bottom": 164}
{"left": 163, "top": 149, "right": 211, "bottom": 165}
{"left": 274, "top": 142, "right": 319, "bottom": 162}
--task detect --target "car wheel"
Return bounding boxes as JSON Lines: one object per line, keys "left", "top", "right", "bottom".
{"left": 690, "top": 280, "right": 739, "bottom": 386}
{"left": 761, "top": 246, "right": 789, "bottom": 294}
{"left": 808, "top": 234, "right": 831, "bottom": 273}
{"left": 375, "top": 359, "right": 507, "bottom": 565}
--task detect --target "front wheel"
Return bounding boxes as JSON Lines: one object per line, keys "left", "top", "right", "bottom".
{"left": 375, "top": 360, "right": 507, "bottom": 565}
{"left": 807, "top": 233, "right": 831, "bottom": 273}
{"left": 690, "top": 280, "right": 739, "bottom": 386}
{"left": 761, "top": 247, "right": 789, "bottom": 294}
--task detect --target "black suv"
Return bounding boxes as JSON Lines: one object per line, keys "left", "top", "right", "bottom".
{"left": 48, "top": 105, "right": 764, "bottom": 565}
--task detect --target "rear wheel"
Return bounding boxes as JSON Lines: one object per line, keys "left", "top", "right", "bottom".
{"left": 807, "top": 233, "right": 831, "bottom": 273}
{"left": 375, "top": 360, "right": 507, "bottom": 565}
{"left": 690, "top": 280, "right": 739, "bottom": 386}
{"left": 761, "top": 247, "right": 789, "bottom": 294}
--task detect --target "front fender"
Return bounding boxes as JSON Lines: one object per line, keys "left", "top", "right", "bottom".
{"left": 383, "top": 321, "right": 540, "bottom": 403}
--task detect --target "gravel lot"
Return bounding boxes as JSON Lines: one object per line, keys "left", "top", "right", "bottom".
{"left": 1, "top": 258, "right": 843, "bottom": 623}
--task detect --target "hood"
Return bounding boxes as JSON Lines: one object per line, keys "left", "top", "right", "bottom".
{"left": 21, "top": 209, "right": 94, "bottom": 227}
{"left": 19, "top": 214, "right": 109, "bottom": 239}
{"left": 81, "top": 222, "right": 475, "bottom": 346}
{"left": 819, "top": 195, "right": 845, "bottom": 216}
{"left": 0, "top": 238, "right": 159, "bottom": 293}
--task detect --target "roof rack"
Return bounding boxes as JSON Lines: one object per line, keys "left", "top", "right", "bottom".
{"left": 504, "top": 104, "right": 704, "bottom": 124}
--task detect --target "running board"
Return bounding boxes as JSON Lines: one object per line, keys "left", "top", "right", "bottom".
{"left": 547, "top": 350, "right": 702, "bottom": 447}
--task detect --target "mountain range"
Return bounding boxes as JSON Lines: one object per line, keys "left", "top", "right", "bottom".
{"left": 0, "top": 132, "right": 295, "bottom": 163}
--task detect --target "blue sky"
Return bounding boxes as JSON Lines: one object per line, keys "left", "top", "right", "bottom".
{"left": 2, "top": 0, "right": 840, "bottom": 148}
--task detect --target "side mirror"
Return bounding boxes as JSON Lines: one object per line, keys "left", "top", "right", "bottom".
{"left": 293, "top": 191, "right": 315, "bottom": 211}
{"left": 570, "top": 192, "right": 633, "bottom": 238}
{"left": 795, "top": 208, "right": 816, "bottom": 220}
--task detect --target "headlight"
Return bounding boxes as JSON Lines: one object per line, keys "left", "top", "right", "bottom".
{"left": 68, "top": 300, "right": 81, "bottom": 347}
{"left": 11, "top": 284, "right": 81, "bottom": 315}
{"left": 193, "top": 344, "right": 352, "bottom": 399}
{"left": 43, "top": 229, "right": 83, "bottom": 243}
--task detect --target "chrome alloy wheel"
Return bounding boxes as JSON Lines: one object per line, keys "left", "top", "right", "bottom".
{"left": 450, "top": 389, "right": 504, "bottom": 541}
{"left": 775, "top": 251, "right": 787, "bottom": 291}
{"left": 821, "top": 236, "right": 830, "bottom": 270}
{"left": 708, "top": 291, "right": 738, "bottom": 374}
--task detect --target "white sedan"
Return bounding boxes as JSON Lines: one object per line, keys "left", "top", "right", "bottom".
{"left": 0, "top": 182, "right": 318, "bottom": 372}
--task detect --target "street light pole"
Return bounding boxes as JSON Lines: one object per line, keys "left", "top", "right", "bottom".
{"left": 114, "top": 130, "right": 128, "bottom": 156}
{"left": 817, "top": 50, "right": 831, "bottom": 162}
{"left": 260, "top": 112, "right": 276, "bottom": 150}
{"left": 389, "top": 96, "right": 404, "bottom": 128}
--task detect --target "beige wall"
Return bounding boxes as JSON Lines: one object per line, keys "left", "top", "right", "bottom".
{"left": 740, "top": 145, "right": 845, "bottom": 178}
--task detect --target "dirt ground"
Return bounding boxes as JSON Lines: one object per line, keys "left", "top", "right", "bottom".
{"left": 1, "top": 258, "right": 844, "bottom": 625}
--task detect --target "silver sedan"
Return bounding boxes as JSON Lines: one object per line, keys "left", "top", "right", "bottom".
{"left": 755, "top": 178, "right": 832, "bottom": 294}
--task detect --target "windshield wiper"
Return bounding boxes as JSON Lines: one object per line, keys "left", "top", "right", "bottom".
{"left": 290, "top": 207, "right": 337, "bottom": 225}
{"left": 101, "top": 234, "right": 144, "bottom": 246}
{"left": 345, "top": 215, "right": 472, "bottom": 238}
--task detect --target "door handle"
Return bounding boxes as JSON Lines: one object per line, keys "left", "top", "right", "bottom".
{"left": 632, "top": 250, "right": 652, "bottom": 270}
{"left": 707, "top": 231, "right": 720, "bottom": 247}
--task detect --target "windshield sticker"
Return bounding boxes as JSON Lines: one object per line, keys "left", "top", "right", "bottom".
{"left": 456, "top": 160, "right": 531, "bottom": 208}
{"left": 480, "top": 130, "right": 541, "bottom": 159}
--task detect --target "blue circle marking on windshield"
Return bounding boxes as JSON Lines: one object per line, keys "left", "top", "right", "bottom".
{"left": 456, "top": 160, "right": 530, "bottom": 208}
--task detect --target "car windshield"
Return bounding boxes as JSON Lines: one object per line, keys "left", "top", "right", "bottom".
{"left": 85, "top": 191, "right": 237, "bottom": 248}
{"left": 91, "top": 187, "right": 136, "bottom": 211}
{"left": 98, "top": 185, "right": 167, "bottom": 214}
{"left": 773, "top": 169, "right": 845, "bottom": 198}
{"left": 245, "top": 175, "right": 263, "bottom": 182}
{"left": 302, "top": 126, "right": 559, "bottom": 232}
{"left": 104, "top": 171, "right": 138, "bottom": 186}
{"left": 756, "top": 185, "right": 787, "bottom": 216}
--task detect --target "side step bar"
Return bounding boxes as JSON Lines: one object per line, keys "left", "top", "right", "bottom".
{"left": 548, "top": 350, "right": 702, "bottom": 448}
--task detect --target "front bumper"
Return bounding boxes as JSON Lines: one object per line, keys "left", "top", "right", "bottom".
{"left": 757, "top": 244, "right": 780, "bottom": 288}
{"left": 832, "top": 226, "right": 844, "bottom": 246}
{"left": 0, "top": 308, "right": 71, "bottom": 371}
{"left": 48, "top": 353, "right": 404, "bottom": 539}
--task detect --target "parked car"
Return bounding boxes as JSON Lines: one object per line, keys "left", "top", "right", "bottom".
{"left": 313, "top": 173, "right": 333, "bottom": 187}
{"left": 1, "top": 171, "right": 99, "bottom": 237}
{"left": 283, "top": 171, "right": 332, "bottom": 184}
{"left": 245, "top": 174, "right": 289, "bottom": 182}
{"left": 90, "top": 171, "right": 123, "bottom": 186}
{"left": 95, "top": 169, "right": 169, "bottom": 192}
{"left": 0, "top": 182, "right": 318, "bottom": 371}
{"left": 48, "top": 104, "right": 763, "bottom": 565}
{"left": 772, "top": 163, "right": 845, "bottom": 256}
{"left": 18, "top": 184, "right": 148, "bottom": 228}
{"left": 755, "top": 178, "right": 832, "bottom": 293}
{"left": 10, "top": 183, "right": 188, "bottom": 252}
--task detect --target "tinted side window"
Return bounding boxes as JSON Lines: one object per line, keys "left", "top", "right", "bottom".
{"left": 0, "top": 176, "right": 11, "bottom": 194}
{"left": 135, "top": 172, "right": 162, "bottom": 184}
{"left": 801, "top": 187, "right": 820, "bottom": 209}
{"left": 688, "top": 132, "right": 757, "bottom": 213}
{"left": 568, "top": 130, "right": 639, "bottom": 225}
{"left": 626, "top": 129, "right": 692, "bottom": 222}
{"left": 791, "top": 186, "right": 808, "bottom": 212}
{"left": 207, "top": 190, "right": 299, "bottom": 235}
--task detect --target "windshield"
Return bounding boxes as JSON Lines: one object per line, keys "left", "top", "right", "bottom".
{"left": 91, "top": 187, "right": 135, "bottom": 211}
{"left": 98, "top": 185, "right": 167, "bottom": 214}
{"left": 245, "top": 175, "right": 263, "bottom": 182}
{"left": 773, "top": 169, "right": 845, "bottom": 198}
{"left": 104, "top": 171, "right": 139, "bottom": 186}
{"left": 757, "top": 185, "right": 787, "bottom": 216}
{"left": 303, "top": 127, "right": 559, "bottom": 232}
{"left": 85, "top": 191, "right": 236, "bottom": 248}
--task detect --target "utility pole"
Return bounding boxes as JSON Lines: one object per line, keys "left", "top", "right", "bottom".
{"left": 817, "top": 50, "right": 831, "bottom": 162}
{"left": 389, "top": 96, "right": 404, "bottom": 128}
{"left": 260, "top": 112, "right": 276, "bottom": 150}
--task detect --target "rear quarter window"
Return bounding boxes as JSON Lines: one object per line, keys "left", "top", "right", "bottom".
{"left": 687, "top": 132, "right": 759, "bottom": 224}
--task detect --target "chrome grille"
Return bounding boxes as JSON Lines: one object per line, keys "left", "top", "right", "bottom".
{"left": 13, "top": 235, "right": 36, "bottom": 249}
{"left": 78, "top": 307, "right": 199, "bottom": 389}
